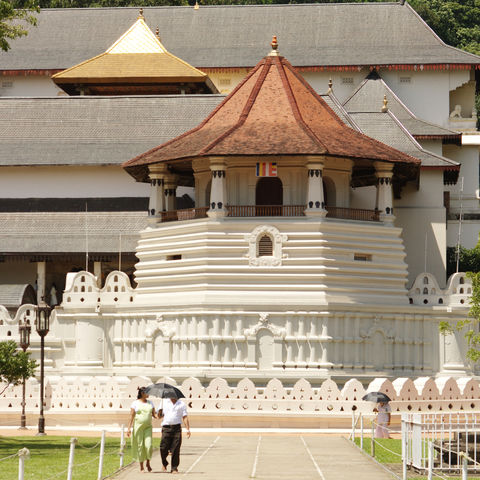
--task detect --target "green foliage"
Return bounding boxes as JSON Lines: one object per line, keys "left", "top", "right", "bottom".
{"left": 443, "top": 241, "right": 480, "bottom": 362}
{"left": 0, "top": 340, "right": 37, "bottom": 395}
{"left": 0, "top": 0, "right": 39, "bottom": 52}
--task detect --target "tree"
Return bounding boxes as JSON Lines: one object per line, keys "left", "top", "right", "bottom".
{"left": 0, "top": 0, "right": 39, "bottom": 52}
{"left": 440, "top": 241, "right": 480, "bottom": 362}
{"left": 0, "top": 340, "right": 37, "bottom": 396}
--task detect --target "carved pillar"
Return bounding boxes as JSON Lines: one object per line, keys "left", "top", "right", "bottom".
{"left": 147, "top": 165, "right": 167, "bottom": 223}
{"left": 305, "top": 158, "right": 327, "bottom": 217}
{"left": 36, "top": 261, "right": 46, "bottom": 304}
{"left": 374, "top": 161, "right": 395, "bottom": 224}
{"left": 207, "top": 158, "right": 227, "bottom": 218}
{"left": 164, "top": 175, "right": 178, "bottom": 212}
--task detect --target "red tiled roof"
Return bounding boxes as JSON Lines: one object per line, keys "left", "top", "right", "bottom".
{"left": 124, "top": 51, "right": 420, "bottom": 180}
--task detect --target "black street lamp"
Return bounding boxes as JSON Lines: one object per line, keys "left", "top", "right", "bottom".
{"left": 35, "top": 303, "right": 51, "bottom": 436}
{"left": 18, "top": 318, "right": 31, "bottom": 429}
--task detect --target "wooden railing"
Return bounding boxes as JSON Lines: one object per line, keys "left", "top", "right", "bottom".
{"left": 227, "top": 205, "right": 306, "bottom": 217}
{"left": 158, "top": 205, "right": 380, "bottom": 222}
{"left": 326, "top": 206, "right": 380, "bottom": 222}
{"left": 160, "top": 206, "right": 209, "bottom": 222}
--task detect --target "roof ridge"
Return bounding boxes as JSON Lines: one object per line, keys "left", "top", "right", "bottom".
{"left": 199, "top": 57, "right": 272, "bottom": 155}
{"left": 276, "top": 58, "right": 329, "bottom": 152}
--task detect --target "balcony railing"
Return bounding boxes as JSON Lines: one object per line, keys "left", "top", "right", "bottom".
{"left": 326, "top": 206, "right": 380, "bottom": 222}
{"left": 227, "top": 205, "right": 306, "bottom": 217}
{"left": 158, "top": 205, "right": 380, "bottom": 223}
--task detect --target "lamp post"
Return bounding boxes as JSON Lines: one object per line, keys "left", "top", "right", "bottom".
{"left": 35, "top": 303, "right": 51, "bottom": 436}
{"left": 18, "top": 318, "right": 31, "bottom": 429}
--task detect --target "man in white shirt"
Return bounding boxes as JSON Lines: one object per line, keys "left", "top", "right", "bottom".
{"left": 157, "top": 397, "right": 191, "bottom": 473}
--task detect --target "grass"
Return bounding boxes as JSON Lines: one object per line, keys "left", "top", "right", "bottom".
{"left": 353, "top": 438, "right": 480, "bottom": 480}
{"left": 0, "top": 435, "right": 137, "bottom": 480}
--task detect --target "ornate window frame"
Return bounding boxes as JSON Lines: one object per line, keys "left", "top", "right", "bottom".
{"left": 245, "top": 225, "right": 287, "bottom": 266}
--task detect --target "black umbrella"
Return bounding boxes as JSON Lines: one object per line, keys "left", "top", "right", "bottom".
{"left": 144, "top": 383, "right": 185, "bottom": 399}
{"left": 362, "top": 392, "right": 391, "bottom": 403}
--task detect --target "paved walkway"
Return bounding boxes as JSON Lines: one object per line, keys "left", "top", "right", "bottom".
{"left": 112, "top": 434, "right": 394, "bottom": 480}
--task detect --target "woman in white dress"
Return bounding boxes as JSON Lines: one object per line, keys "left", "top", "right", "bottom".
{"left": 375, "top": 401, "right": 391, "bottom": 438}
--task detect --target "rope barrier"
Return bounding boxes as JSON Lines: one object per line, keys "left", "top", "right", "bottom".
{"left": 43, "top": 466, "right": 70, "bottom": 480}
{"left": 76, "top": 440, "right": 101, "bottom": 450}
{"left": 0, "top": 451, "right": 19, "bottom": 462}
{"left": 371, "top": 438, "right": 402, "bottom": 457}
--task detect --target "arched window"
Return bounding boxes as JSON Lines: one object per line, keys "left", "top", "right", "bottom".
{"left": 423, "top": 276, "right": 429, "bottom": 285}
{"left": 423, "top": 287, "right": 428, "bottom": 295}
{"left": 460, "top": 277, "right": 465, "bottom": 285}
{"left": 258, "top": 235, "right": 273, "bottom": 256}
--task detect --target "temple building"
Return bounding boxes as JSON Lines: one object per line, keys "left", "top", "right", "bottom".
{"left": 0, "top": 3, "right": 478, "bottom": 382}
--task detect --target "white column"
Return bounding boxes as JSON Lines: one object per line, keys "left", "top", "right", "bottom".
{"left": 164, "top": 176, "right": 177, "bottom": 212}
{"left": 93, "top": 261, "right": 102, "bottom": 287}
{"left": 374, "top": 161, "right": 395, "bottom": 224}
{"left": 304, "top": 159, "right": 327, "bottom": 217}
{"left": 36, "top": 261, "right": 46, "bottom": 303}
{"left": 147, "top": 165, "right": 167, "bottom": 223}
{"left": 207, "top": 158, "right": 228, "bottom": 218}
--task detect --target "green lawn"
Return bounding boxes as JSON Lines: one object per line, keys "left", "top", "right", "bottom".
{"left": 0, "top": 435, "right": 136, "bottom": 480}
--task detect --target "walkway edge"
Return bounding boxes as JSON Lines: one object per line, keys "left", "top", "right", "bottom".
{"left": 343, "top": 437, "right": 400, "bottom": 480}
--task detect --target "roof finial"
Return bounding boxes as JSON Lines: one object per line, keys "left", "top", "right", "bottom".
{"left": 194, "top": 0, "right": 199, "bottom": 10}
{"left": 327, "top": 78, "right": 333, "bottom": 94}
{"left": 138, "top": 8, "right": 144, "bottom": 19}
{"left": 381, "top": 94, "right": 389, "bottom": 113}
{"left": 268, "top": 35, "right": 279, "bottom": 56}
{"left": 155, "top": 27, "right": 161, "bottom": 41}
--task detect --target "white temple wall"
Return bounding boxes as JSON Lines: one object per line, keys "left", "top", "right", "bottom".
{"left": 0, "top": 75, "right": 62, "bottom": 97}
{"left": 394, "top": 170, "right": 447, "bottom": 286}
{"left": 0, "top": 165, "right": 150, "bottom": 198}
{"left": 418, "top": 139, "right": 443, "bottom": 156}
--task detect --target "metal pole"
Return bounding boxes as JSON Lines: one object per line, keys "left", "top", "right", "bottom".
{"left": 360, "top": 414, "right": 364, "bottom": 450}
{"left": 67, "top": 438, "right": 77, "bottom": 480}
{"left": 20, "top": 379, "right": 26, "bottom": 429}
{"left": 97, "top": 430, "right": 106, "bottom": 480}
{"left": 371, "top": 420, "right": 375, "bottom": 457}
{"left": 120, "top": 425, "right": 125, "bottom": 468}
{"left": 37, "top": 335, "right": 45, "bottom": 435}
{"left": 462, "top": 453, "right": 468, "bottom": 480}
{"left": 428, "top": 441, "right": 433, "bottom": 480}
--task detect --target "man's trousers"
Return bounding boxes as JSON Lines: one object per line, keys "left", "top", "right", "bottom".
{"left": 160, "top": 424, "right": 182, "bottom": 471}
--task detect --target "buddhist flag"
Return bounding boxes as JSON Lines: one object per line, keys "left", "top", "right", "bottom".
{"left": 256, "top": 162, "right": 277, "bottom": 177}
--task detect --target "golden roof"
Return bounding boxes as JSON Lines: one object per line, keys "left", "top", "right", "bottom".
{"left": 52, "top": 15, "right": 210, "bottom": 86}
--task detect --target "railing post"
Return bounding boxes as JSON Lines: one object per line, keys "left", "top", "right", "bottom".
{"left": 67, "top": 438, "right": 77, "bottom": 480}
{"left": 402, "top": 418, "right": 408, "bottom": 480}
{"left": 97, "top": 430, "right": 106, "bottom": 480}
{"left": 17, "top": 448, "right": 29, "bottom": 480}
{"left": 352, "top": 411, "right": 356, "bottom": 441}
{"left": 120, "top": 425, "right": 125, "bottom": 468}
{"left": 360, "top": 414, "right": 364, "bottom": 450}
{"left": 371, "top": 420, "right": 375, "bottom": 457}
{"left": 428, "top": 441, "right": 433, "bottom": 480}
{"left": 462, "top": 453, "right": 468, "bottom": 480}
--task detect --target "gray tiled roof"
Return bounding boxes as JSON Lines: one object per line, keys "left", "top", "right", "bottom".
{"left": 0, "top": 96, "right": 223, "bottom": 166}
{"left": 0, "top": 212, "right": 147, "bottom": 253}
{"left": 1, "top": 4, "right": 479, "bottom": 71}
{"left": 348, "top": 111, "right": 459, "bottom": 168}
{"left": 0, "top": 284, "right": 36, "bottom": 307}
{"left": 343, "top": 73, "right": 460, "bottom": 138}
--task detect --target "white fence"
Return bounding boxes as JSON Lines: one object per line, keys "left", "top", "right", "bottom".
{"left": 403, "top": 413, "right": 480, "bottom": 474}
{"left": 2, "top": 376, "right": 480, "bottom": 418}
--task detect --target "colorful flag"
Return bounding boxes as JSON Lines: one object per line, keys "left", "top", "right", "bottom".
{"left": 255, "top": 162, "right": 277, "bottom": 177}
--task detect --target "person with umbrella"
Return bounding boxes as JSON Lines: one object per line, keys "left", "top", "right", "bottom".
{"left": 362, "top": 392, "right": 392, "bottom": 439}
{"left": 126, "top": 387, "right": 156, "bottom": 473}
{"left": 144, "top": 383, "right": 191, "bottom": 474}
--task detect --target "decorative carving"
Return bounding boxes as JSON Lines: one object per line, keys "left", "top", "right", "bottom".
{"left": 245, "top": 225, "right": 287, "bottom": 266}
{"left": 244, "top": 313, "right": 286, "bottom": 338}
{"left": 155, "top": 315, "right": 177, "bottom": 338}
